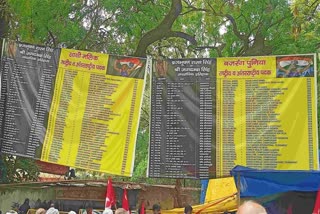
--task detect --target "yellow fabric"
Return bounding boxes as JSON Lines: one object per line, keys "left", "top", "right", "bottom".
{"left": 216, "top": 56, "right": 318, "bottom": 177}
{"left": 41, "top": 49, "right": 146, "bottom": 176}
{"left": 205, "top": 177, "right": 237, "bottom": 202}
{"left": 161, "top": 194, "right": 237, "bottom": 214}
{"left": 162, "top": 177, "right": 238, "bottom": 214}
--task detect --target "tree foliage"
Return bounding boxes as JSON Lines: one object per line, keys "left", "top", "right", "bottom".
{"left": 5, "top": 0, "right": 319, "bottom": 57}
{"left": 0, "top": 154, "right": 39, "bottom": 183}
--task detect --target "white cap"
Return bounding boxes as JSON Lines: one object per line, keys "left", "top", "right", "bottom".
{"left": 102, "top": 208, "right": 113, "bottom": 214}
{"left": 46, "top": 207, "right": 59, "bottom": 214}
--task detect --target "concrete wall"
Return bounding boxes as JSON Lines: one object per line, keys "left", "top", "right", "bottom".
{"left": 0, "top": 187, "right": 55, "bottom": 212}
{"left": 137, "top": 185, "right": 200, "bottom": 210}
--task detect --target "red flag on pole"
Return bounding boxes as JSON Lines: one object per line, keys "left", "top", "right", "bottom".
{"left": 287, "top": 204, "right": 292, "bottom": 214}
{"left": 140, "top": 201, "right": 145, "bottom": 214}
{"left": 105, "top": 177, "right": 116, "bottom": 209}
{"left": 313, "top": 189, "right": 320, "bottom": 214}
{"left": 122, "top": 188, "right": 130, "bottom": 213}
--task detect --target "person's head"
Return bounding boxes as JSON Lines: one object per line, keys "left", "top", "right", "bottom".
{"left": 152, "top": 204, "right": 161, "bottom": 214}
{"left": 36, "top": 209, "right": 46, "bottom": 214}
{"left": 237, "top": 200, "right": 267, "bottom": 214}
{"left": 184, "top": 205, "right": 193, "bottom": 214}
{"left": 86, "top": 207, "right": 93, "bottom": 214}
{"left": 121, "top": 64, "right": 128, "bottom": 70}
{"left": 46, "top": 207, "right": 59, "bottom": 214}
{"left": 68, "top": 211, "right": 76, "bottom": 214}
{"left": 115, "top": 208, "right": 127, "bottom": 214}
{"left": 24, "top": 198, "right": 30, "bottom": 204}
{"left": 102, "top": 209, "right": 113, "bottom": 214}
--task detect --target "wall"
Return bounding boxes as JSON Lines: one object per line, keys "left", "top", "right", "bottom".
{"left": 137, "top": 185, "right": 200, "bottom": 210}
{"left": 0, "top": 187, "right": 55, "bottom": 212}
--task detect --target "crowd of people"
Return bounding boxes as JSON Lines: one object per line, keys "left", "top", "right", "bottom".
{"left": 3, "top": 199, "right": 268, "bottom": 214}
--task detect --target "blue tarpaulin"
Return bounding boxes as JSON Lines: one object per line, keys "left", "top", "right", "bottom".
{"left": 200, "top": 179, "right": 209, "bottom": 204}
{"left": 230, "top": 165, "right": 320, "bottom": 197}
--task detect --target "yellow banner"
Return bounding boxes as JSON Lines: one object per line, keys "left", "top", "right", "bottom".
{"left": 217, "top": 56, "right": 276, "bottom": 79}
{"left": 59, "top": 49, "right": 107, "bottom": 74}
{"left": 41, "top": 48, "right": 146, "bottom": 176}
{"left": 216, "top": 54, "right": 318, "bottom": 177}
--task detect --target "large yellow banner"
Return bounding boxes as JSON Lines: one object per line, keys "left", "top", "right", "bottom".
{"left": 41, "top": 48, "right": 146, "bottom": 176}
{"left": 216, "top": 55, "right": 318, "bottom": 177}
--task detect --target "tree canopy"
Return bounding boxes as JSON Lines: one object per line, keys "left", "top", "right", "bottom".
{"left": 3, "top": 0, "right": 319, "bottom": 57}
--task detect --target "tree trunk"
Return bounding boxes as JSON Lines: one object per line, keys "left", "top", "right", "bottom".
{"left": 174, "top": 178, "right": 183, "bottom": 208}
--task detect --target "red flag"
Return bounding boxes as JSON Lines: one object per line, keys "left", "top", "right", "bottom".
{"left": 287, "top": 204, "right": 292, "bottom": 214}
{"left": 105, "top": 177, "right": 116, "bottom": 209}
{"left": 313, "top": 189, "right": 320, "bottom": 214}
{"left": 122, "top": 188, "right": 130, "bottom": 213}
{"left": 140, "top": 201, "right": 145, "bottom": 214}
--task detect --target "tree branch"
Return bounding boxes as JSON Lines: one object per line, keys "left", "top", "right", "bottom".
{"left": 195, "top": 43, "right": 226, "bottom": 57}
{"left": 134, "top": 0, "right": 193, "bottom": 57}
{"left": 206, "top": 2, "right": 247, "bottom": 42}
{"left": 167, "top": 31, "right": 197, "bottom": 45}
{"left": 77, "top": 5, "right": 100, "bottom": 50}
{"left": 225, "top": 14, "right": 247, "bottom": 41}
{"left": 180, "top": 1, "right": 208, "bottom": 15}
{"left": 47, "top": 30, "right": 56, "bottom": 47}
{"left": 180, "top": 8, "right": 207, "bottom": 15}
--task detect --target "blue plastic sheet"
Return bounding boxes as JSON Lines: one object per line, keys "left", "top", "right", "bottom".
{"left": 231, "top": 165, "right": 320, "bottom": 197}
{"left": 200, "top": 179, "right": 209, "bottom": 204}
